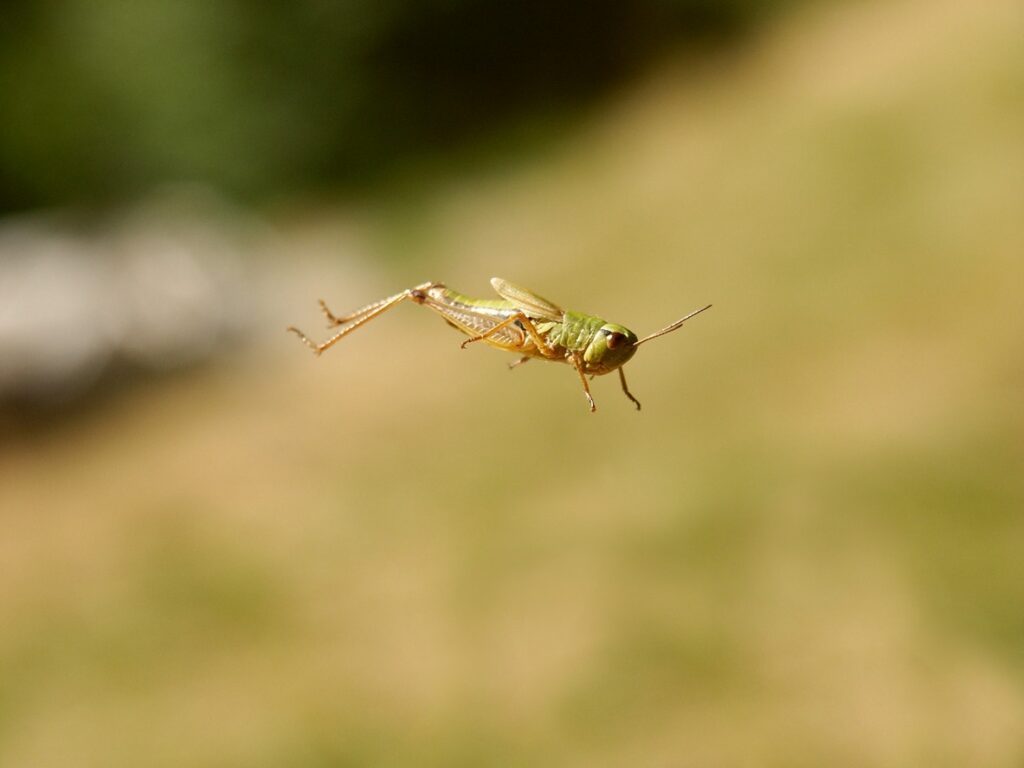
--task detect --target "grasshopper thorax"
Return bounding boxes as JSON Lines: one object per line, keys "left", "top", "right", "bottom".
{"left": 582, "top": 322, "right": 639, "bottom": 374}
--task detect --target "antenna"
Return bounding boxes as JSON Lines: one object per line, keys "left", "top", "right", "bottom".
{"left": 634, "top": 304, "right": 712, "bottom": 346}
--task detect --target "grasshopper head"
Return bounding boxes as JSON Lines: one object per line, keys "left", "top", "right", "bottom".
{"left": 583, "top": 323, "right": 638, "bottom": 374}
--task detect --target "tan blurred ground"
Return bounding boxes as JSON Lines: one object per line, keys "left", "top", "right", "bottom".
{"left": 2, "top": 0, "right": 1023, "bottom": 765}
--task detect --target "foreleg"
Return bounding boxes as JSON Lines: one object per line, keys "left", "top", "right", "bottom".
{"left": 569, "top": 353, "right": 597, "bottom": 413}
{"left": 618, "top": 367, "right": 641, "bottom": 411}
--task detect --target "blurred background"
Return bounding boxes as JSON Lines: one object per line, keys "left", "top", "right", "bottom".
{"left": 1, "top": 0, "right": 1023, "bottom": 764}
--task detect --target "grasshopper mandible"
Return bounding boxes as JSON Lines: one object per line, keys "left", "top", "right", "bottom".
{"left": 288, "top": 278, "right": 710, "bottom": 412}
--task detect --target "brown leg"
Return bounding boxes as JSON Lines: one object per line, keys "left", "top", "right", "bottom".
{"left": 288, "top": 282, "right": 436, "bottom": 356}
{"left": 319, "top": 298, "right": 361, "bottom": 327}
{"left": 618, "top": 367, "right": 641, "bottom": 411}
{"left": 508, "top": 356, "right": 531, "bottom": 370}
{"left": 570, "top": 353, "right": 597, "bottom": 413}
{"left": 460, "top": 311, "right": 559, "bottom": 358}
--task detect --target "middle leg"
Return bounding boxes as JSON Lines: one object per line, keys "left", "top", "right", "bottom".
{"left": 460, "top": 311, "right": 560, "bottom": 359}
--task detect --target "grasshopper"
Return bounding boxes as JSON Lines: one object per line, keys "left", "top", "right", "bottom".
{"left": 288, "top": 278, "right": 710, "bottom": 412}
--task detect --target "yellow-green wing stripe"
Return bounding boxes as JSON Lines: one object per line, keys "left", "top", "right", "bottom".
{"left": 490, "top": 277, "right": 563, "bottom": 321}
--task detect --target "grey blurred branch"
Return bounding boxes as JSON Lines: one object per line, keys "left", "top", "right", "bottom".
{"left": 0, "top": 189, "right": 255, "bottom": 406}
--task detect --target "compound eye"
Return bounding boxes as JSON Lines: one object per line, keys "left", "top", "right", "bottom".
{"left": 606, "top": 331, "right": 624, "bottom": 350}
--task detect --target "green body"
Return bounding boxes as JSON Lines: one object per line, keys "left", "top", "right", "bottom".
{"left": 432, "top": 285, "right": 640, "bottom": 376}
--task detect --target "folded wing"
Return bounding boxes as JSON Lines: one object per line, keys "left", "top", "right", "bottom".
{"left": 490, "top": 277, "right": 563, "bottom": 322}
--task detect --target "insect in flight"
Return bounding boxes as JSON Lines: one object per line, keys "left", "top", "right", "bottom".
{"left": 288, "top": 278, "right": 710, "bottom": 412}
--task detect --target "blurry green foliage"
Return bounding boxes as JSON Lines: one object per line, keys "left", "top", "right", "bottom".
{"left": 0, "top": 0, "right": 791, "bottom": 211}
